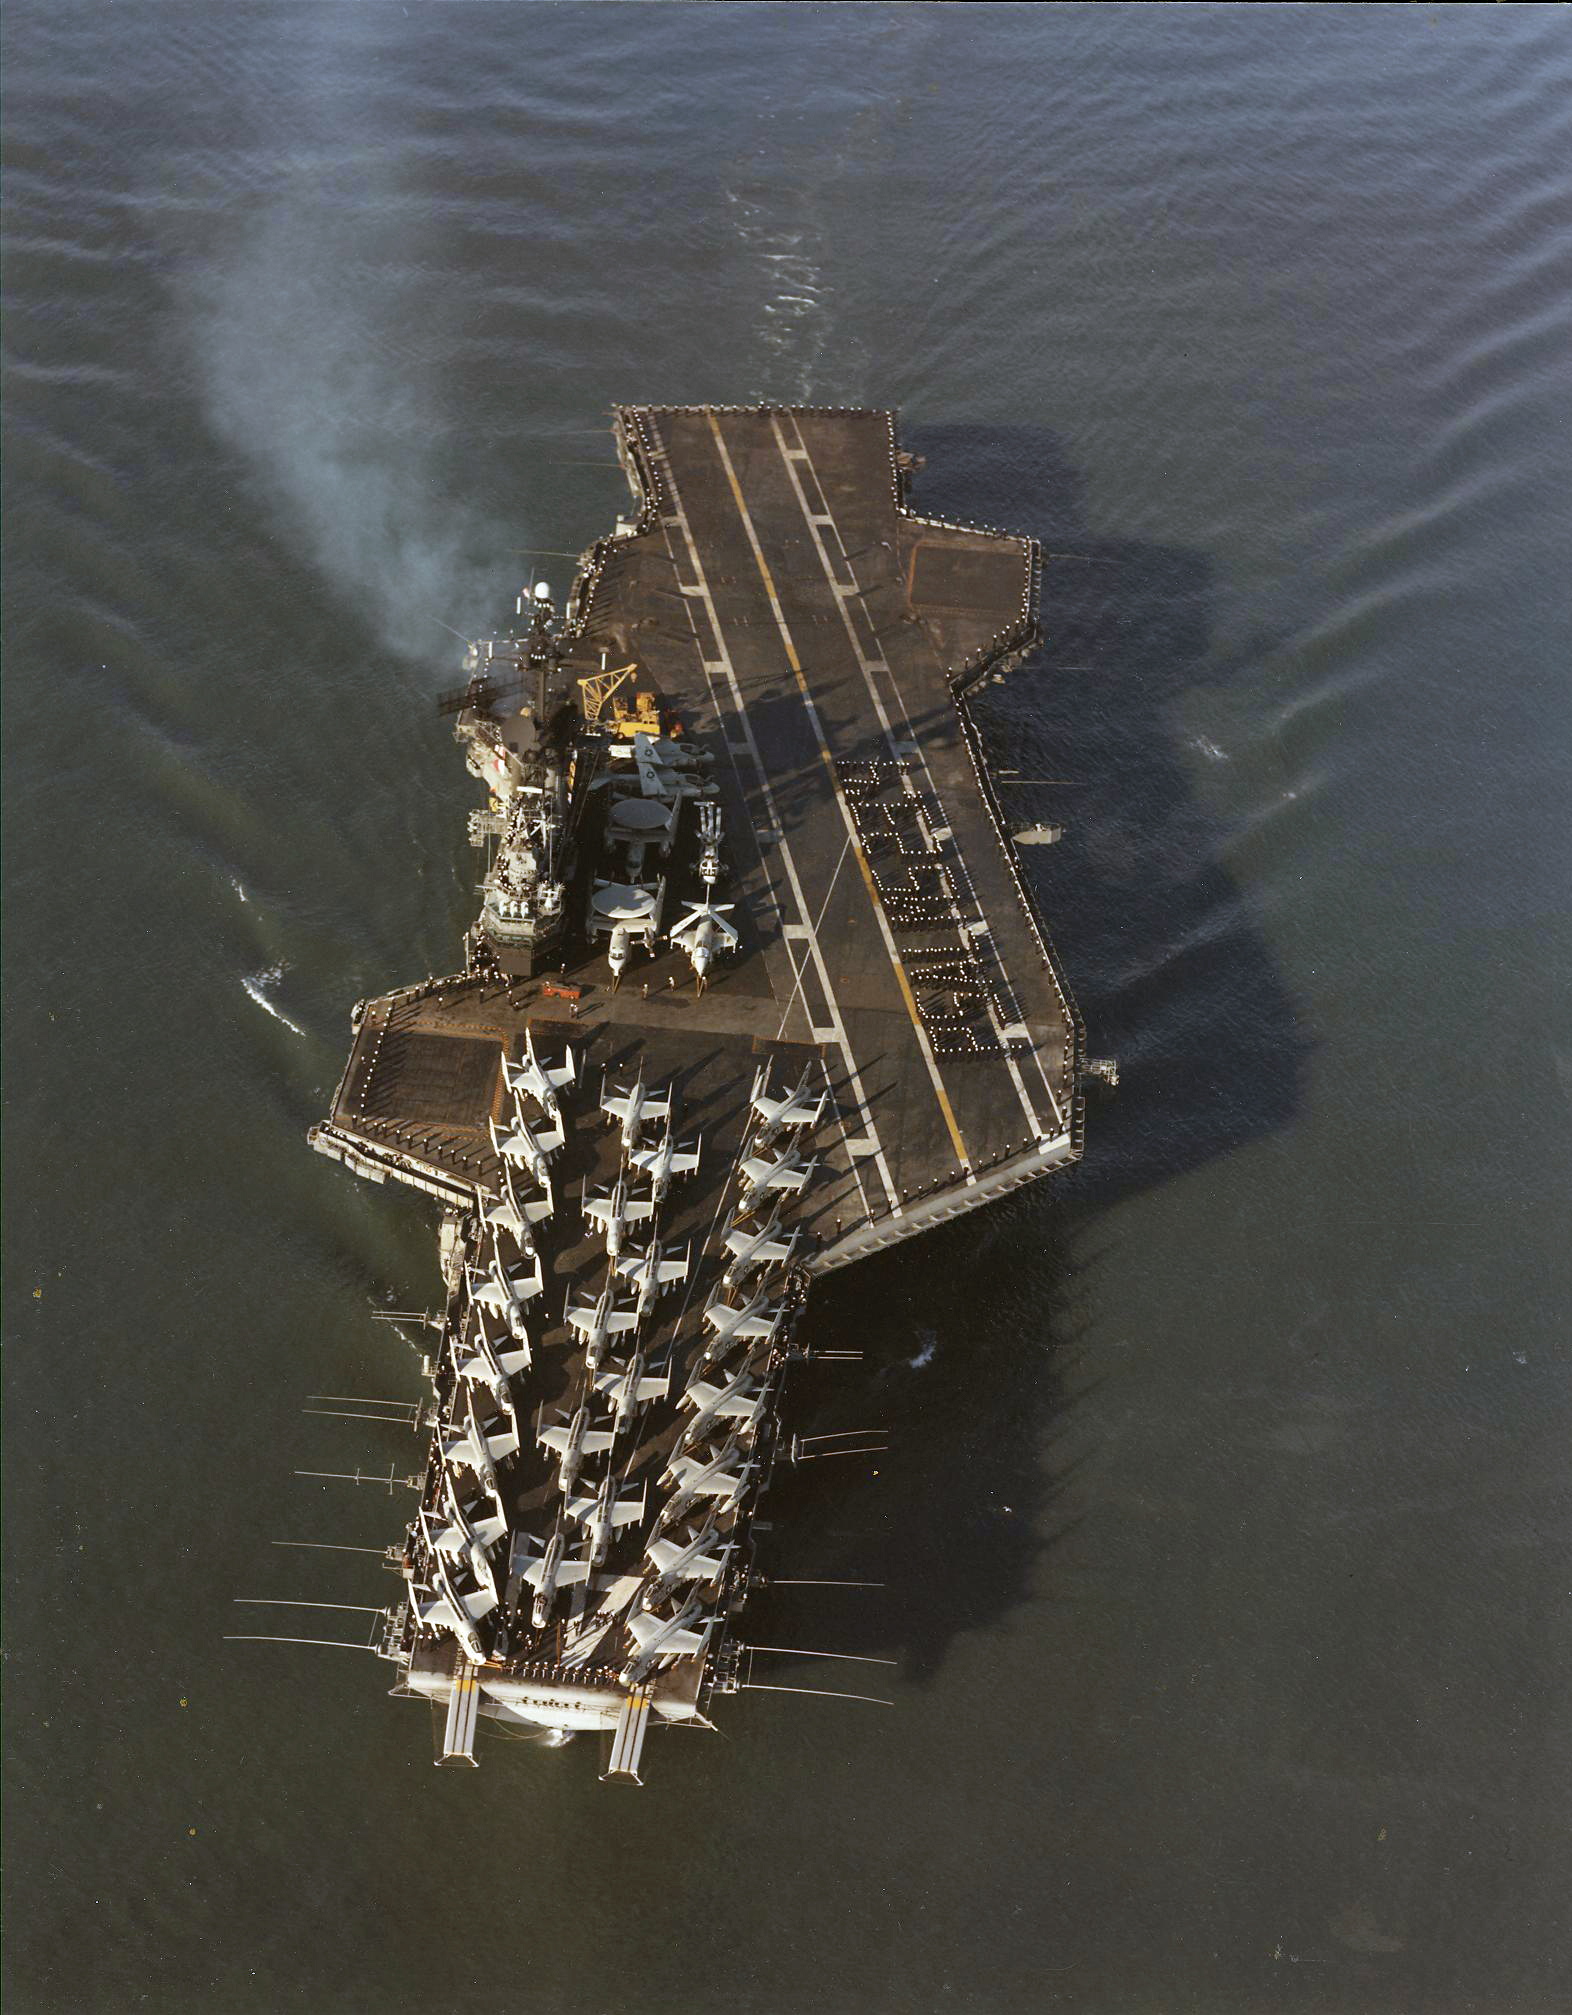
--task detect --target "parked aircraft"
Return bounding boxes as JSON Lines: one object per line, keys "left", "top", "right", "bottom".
{"left": 668, "top": 900, "right": 739, "bottom": 990}
{"left": 565, "top": 1286, "right": 641, "bottom": 1372}
{"left": 538, "top": 1402, "right": 617, "bottom": 1499}
{"left": 482, "top": 1156, "right": 553, "bottom": 1243}
{"left": 615, "top": 1239, "right": 692, "bottom": 1321}
{"left": 441, "top": 1388, "right": 518, "bottom": 1493}
{"left": 466, "top": 1253, "right": 542, "bottom": 1337}
{"left": 601, "top": 1068, "right": 672, "bottom": 1154}
{"left": 721, "top": 1213, "right": 801, "bottom": 1290}
{"left": 736, "top": 1143, "right": 817, "bottom": 1216}
{"left": 646, "top": 1522, "right": 734, "bottom": 1598}
{"left": 594, "top": 1352, "right": 672, "bottom": 1436}
{"left": 582, "top": 1168, "right": 656, "bottom": 1259}
{"left": 453, "top": 1312, "right": 531, "bottom": 1406}
{"left": 701, "top": 1288, "right": 785, "bottom": 1356}
{"left": 522, "top": 1526, "right": 591, "bottom": 1629}
{"left": 749, "top": 1062, "right": 828, "bottom": 1140}
{"left": 622, "top": 1595, "right": 714, "bottom": 1682}
{"left": 423, "top": 1495, "right": 500, "bottom": 1611}
{"left": 680, "top": 1363, "right": 768, "bottom": 1438}
{"left": 629, "top": 1125, "right": 702, "bottom": 1205}
{"left": 697, "top": 800, "right": 723, "bottom": 888}
{"left": 490, "top": 1109, "right": 563, "bottom": 1199}
{"left": 502, "top": 1028, "right": 577, "bottom": 1124}
{"left": 565, "top": 1475, "right": 647, "bottom": 1568}
{"left": 661, "top": 1439, "right": 756, "bottom": 1513}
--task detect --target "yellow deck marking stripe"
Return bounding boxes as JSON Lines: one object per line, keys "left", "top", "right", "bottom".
{"left": 705, "top": 409, "right": 971, "bottom": 1171}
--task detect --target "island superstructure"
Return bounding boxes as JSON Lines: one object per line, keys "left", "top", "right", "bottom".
{"left": 307, "top": 405, "right": 1095, "bottom": 1779}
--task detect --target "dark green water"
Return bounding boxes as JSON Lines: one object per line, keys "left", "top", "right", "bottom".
{"left": 5, "top": 6, "right": 1570, "bottom": 2011}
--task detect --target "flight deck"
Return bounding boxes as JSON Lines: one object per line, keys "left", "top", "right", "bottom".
{"left": 303, "top": 406, "right": 1092, "bottom": 1773}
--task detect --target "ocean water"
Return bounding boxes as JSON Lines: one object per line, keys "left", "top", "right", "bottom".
{"left": 4, "top": 6, "right": 1570, "bottom": 2011}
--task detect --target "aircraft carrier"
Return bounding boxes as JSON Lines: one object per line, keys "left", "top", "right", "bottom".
{"left": 303, "top": 404, "right": 1099, "bottom": 1779}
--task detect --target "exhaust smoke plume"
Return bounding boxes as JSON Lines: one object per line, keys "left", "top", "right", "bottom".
{"left": 190, "top": 201, "right": 524, "bottom": 657}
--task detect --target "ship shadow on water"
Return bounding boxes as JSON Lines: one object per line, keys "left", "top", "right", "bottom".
{"left": 758, "top": 424, "right": 1310, "bottom": 1684}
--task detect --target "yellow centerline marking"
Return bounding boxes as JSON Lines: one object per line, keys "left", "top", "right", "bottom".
{"left": 704, "top": 409, "right": 971, "bottom": 1172}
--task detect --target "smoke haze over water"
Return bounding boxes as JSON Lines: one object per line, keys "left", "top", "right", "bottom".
{"left": 190, "top": 196, "right": 526, "bottom": 658}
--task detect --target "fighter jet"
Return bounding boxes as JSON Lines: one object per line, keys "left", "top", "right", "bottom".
{"left": 615, "top": 1239, "right": 692, "bottom": 1322}
{"left": 721, "top": 1213, "right": 802, "bottom": 1291}
{"left": 431, "top": 1473, "right": 507, "bottom": 1562}
{"left": 502, "top": 1028, "right": 577, "bottom": 1125}
{"left": 565, "top": 1286, "right": 641, "bottom": 1372}
{"left": 453, "top": 1312, "right": 531, "bottom": 1407}
{"left": 628, "top": 1125, "right": 702, "bottom": 1206}
{"left": 466, "top": 1253, "right": 542, "bottom": 1338}
{"left": 565, "top": 1475, "right": 647, "bottom": 1569}
{"left": 582, "top": 1168, "right": 656, "bottom": 1260}
{"left": 661, "top": 1438, "right": 757, "bottom": 1514}
{"left": 411, "top": 1536, "right": 497, "bottom": 1663}
{"left": 668, "top": 900, "right": 739, "bottom": 991}
{"left": 422, "top": 1499, "right": 500, "bottom": 1612}
{"left": 702, "top": 1287, "right": 785, "bottom": 1353}
{"left": 538, "top": 1402, "right": 617, "bottom": 1500}
{"left": 441, "top": 1388, "right": 519, "bottom": 1494}
{"left": 521, "top": 1525, "right": 592, "bottom": 1629}
{"left": 680, "top": 1363, "right": 769, "bottom": 1439}
{"left": 622, "top": 1594, "right": 715, "bottom": 1683}
{"left": 408, "top": 1575, "right": 486, "bottom": 1666}
{"left": 482, "top": 1156, "right": 553, "bottom": 1244}
{"left": 489, "top": 1109, "right": 563, "bottom": 1201}
{"left": 736, "top": 1142, "right": 817, "bottom": 1217}
{"left": 749, "top": 1062, "right": 828, "bottom": 1141}
{"left": 600, "top": 1068, "right": 672, "bottom": 1155}
{"left": 646, "top": 1522, "right": 735, "bottom": 1599}
{"left": 594, "top": 1352, "right": 672, "bottom": 1437}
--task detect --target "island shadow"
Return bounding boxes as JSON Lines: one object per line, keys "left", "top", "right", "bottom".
{"left": 753, "top": 422, "right": 1309, "bottom": 1687}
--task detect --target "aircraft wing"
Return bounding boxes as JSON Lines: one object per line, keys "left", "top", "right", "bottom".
{"left": 626, "top": 1608, "right": 705, "bottom": 1655}
{"left": 457, "top": 1581, "right": 499, "bottom": 1623}
{"left": 645, "top": 1538, "right": 696, "bottom": 1575}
